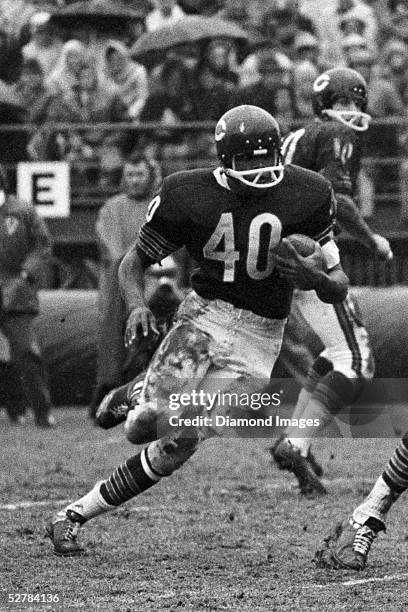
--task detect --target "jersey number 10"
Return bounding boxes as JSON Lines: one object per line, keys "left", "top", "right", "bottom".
{"left": 203, "top": 212, "right": 282, "bottom": 282}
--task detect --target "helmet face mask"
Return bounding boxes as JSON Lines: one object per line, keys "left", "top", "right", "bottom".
{"left": 215, "top": 105, "right": 285, "bottom": 192}
{"left": 227, "top": 150, "right": 284, "bottom": 189}
{"left": 313, "top": 68, "right": 371, "bottom": 132}
{"left": 322, "top": 108, "right": 371, "bottom": 131}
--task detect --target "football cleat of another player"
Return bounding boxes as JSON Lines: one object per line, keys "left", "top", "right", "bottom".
{"left": 95, "top": 374, "right": 144, "bottom": 429}
{"left": 314, "top": 518, "right": 384, "bottom": 570}
{"left": 46, "top": 509, "right": 86, "bottom": 556}
{"left": 270, "top": 437, "right": 327, "bottom": 497}
{"left": 95, "top": 385, "right": 131, "bottom": 429}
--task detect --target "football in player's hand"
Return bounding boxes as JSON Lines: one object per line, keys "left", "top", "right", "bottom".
{"left": 274, "top": 234, "right": 327, "bottom": 290}
{"left": 276, "top": 234, "right": 318, "bottom": 258}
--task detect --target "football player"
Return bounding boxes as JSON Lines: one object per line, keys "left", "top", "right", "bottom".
{"left": 270, "top": 68, "right": 393, "bottom": 495}
{"left": 315, "top": 432, "right": 408, "bottom": 570}
{"left": 46, "top": 105, "right": 348, "bottom": 555}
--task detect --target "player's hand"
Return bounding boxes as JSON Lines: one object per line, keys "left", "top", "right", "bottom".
{"left": 274, "top": 239, "right": 325, "bottom": 290}
{"left": 124, "top": 306, "right": 159, "bottom": 348}
{"left": 371, "top": 234, "right": 393, "bottom": 261}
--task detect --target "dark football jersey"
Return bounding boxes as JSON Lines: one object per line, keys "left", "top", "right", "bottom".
{"left": 281, "top": 118, "right": 361, "bottom": 197}
{"left": 136, "top": 166, "right": 336, "bottom": 319}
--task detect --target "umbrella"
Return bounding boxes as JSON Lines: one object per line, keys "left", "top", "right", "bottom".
{"left": 131, "top": 15, "right": 249, "bottom": 67}
{"left": 49, "top": 0, "right": 146, "bottom": 30}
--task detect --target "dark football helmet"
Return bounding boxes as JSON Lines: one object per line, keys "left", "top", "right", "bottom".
{"left": 312, "top": 67, "right": 371, "bottom": 131}
{"left": 215, "top": 105, "right": 284, "bottom": 189}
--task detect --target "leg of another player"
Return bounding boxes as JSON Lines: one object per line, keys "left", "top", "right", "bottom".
{"left": 272, "top": 293, "right": 374, "bottom": 496}
{"left": 271, "top": 357, "right": 338, "bottom": 496}
{"left": 316, "top": 432, "right": 408, "bottom": 570}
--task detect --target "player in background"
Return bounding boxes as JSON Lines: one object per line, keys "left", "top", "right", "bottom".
{"left": 46, "top": 105, "right": 348, "bottom": 555}
{"left": 315, "top": 432, "right": 408, "bottom": 570}
{"left": 270, "top": 68, "right": 393, "bottom": 495}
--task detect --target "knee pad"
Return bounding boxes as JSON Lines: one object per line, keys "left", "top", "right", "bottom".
{"left": 146, "top": 429, "right": 200, "bottom": 476}
{"left": 312, "top": 370, "right": 364, "bottom": 414}
{"left": 304, "top": 356, "right": 333, "bottom": 393}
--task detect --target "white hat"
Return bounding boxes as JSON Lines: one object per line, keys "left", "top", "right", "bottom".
{"left": 30, "top": 12, "right": 50, "bottom": 28}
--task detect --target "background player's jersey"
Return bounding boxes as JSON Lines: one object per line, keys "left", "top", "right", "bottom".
{"left": 282, "top": 119, "right": 361, "bottom": 197}
{"left": 136, "top": 166, "right": 336, "bottom": 319}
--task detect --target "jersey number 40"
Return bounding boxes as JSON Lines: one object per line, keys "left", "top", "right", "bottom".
{"left": 203, "top": 212, "right": 282, "bottom": 282}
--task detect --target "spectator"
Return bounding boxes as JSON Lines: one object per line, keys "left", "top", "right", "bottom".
{"left": 348, "top": 48, "right": 406, "bottom": 116}
{"left": 293, "top": 31, "right": 324, "bottom": 70}
{"left": 261, "top": 1, "right": 318, "bottom": 37}
{"left": 22, "top": 12, "right": 63, "bottom": 80}
{"left": 0, "top": 164, "right": 54, "bottom": 427}
{"left": 0, "top": 89, "right": 29, "bottom": 174}
{"left": 0, "top": 27, "right": 23, "bottom": 84}
{"left": 381, "top": 38, "right": 408, "bottom": 103}
{"left": 192, "top": 0, "right": 224, "bottom": 15}
{"left": 166, "top": 42, "right": 202, "bottom": 73}
{"left": 200, "top": 38, "right": 239, "bottom": 88}
{"left": 292, "top": 59, "right": 319, "bottom": 119}
{"left": 34, "top": 57, "right": 128, "bottom": 185}
{"left": 348, "top": 48, "right": 406, "bottom": 218}
{"left": 122, "top": 16, "right": 146, "bottom": 48}
{"left": 274, "top": 83, "right": 296, "bottom": 135}
{"left": 304, "top": 0, "right": 346, "bottom": 67}
{"left": 49, "top": 59, "right": 127, "bottom": 125}
{"left": 341, "top": 32, "right": 369, "bottom": 64}
{"left": 217, "top": 0, "right": 252, "bottom": 28}
{"left": 194, "top": 49, "right": 236, "bottom": 120}
{"left": 233, "top": 48, "right": 292, "bottom": 116}
{"left": 98, "top": 134, "right": 125, "bottom": 191}
{"left": 140, "top": 57, "right": 197, "bottom": 125}
{"left": 89, "top": 152, "right": 162, "bottom": 419}
{"left": 256, "top": 1, "right": 318, "bottom": 61}
{"left": 238, "top": 6, "right": 294, "bottom": 87}
{"left": 336, "top": 0, "right": 378, "bottom": 52}
{"left": 11, "top": 59, "right": 50, "bottom": 124}
{"left": 46, "top": 39, "right": 88, "bottom": 96}
{"left": 138, "top": 58, "right": 197, "bottom": 165}
{"left": 145, "top": 0, "right": 186, "bottom": 32}
{"left": 372, "top": 0, "right": 408, "bottom": 44}
{"left": 339, "top": 9, "right": 367, "bottom": 36}
{"left": 104, "top": 41, "right": 148, "bottom": 120}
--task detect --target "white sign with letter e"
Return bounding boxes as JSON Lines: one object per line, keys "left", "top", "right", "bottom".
{"left": 17, "top": 162, "right": 70, "bottom": 218}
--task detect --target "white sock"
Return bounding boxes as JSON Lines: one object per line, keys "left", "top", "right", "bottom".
{"left": 62, "top": 481, "right": 115, "bottom": 521}
{"left": 353, "top": 475, "right": 396, "bottom": 526}
{"left": 289, "top": 388, "right": 311, "bottom": 421}
{"left": 286, "top": 437, "right": 310, "bottom": 457}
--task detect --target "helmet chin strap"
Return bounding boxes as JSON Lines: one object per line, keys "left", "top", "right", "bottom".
{"left": 322, "top": 109, "right": 371, "bottom": 132}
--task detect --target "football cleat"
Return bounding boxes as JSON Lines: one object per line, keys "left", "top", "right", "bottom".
{"left": 36, "top": 414, "right": 56, "bottom": 428}
{"left": 95, "top": 385, "right": 131, "bottom": 429}
{"left": 270, "top": 437, "right": 327, "bottom": 497}
{"left": 95, "top": 374, "right": 145, "bottom": 429}
{"left": 9, "top": 414, "right": 27, "bottom": 425}
{"left": 314, "top": 518, "right": 384, "bottom": 570}
{"left": 46, "top": 509, "right": 86, "bottom": 556}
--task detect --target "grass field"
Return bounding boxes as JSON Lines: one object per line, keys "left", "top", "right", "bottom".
{"left": 1, "top": 407, "right": 408, "bottom": 612}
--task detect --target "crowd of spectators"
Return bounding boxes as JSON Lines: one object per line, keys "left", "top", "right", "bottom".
{"left": 0, "top": 0, "right": 408, "bottom": 196}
